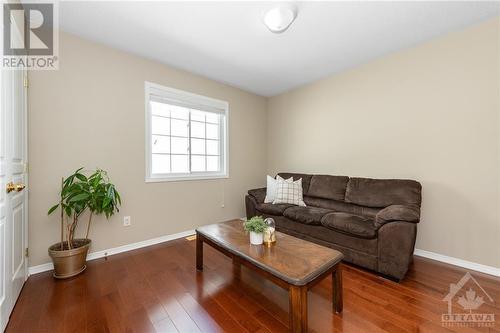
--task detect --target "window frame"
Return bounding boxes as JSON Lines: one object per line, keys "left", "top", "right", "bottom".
{"left": 145, "top": 81, "right": 229, "bottom": 182}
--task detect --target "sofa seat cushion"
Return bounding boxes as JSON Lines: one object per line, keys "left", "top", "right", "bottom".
{"left": 256, "top": 203, "right": 293, "bottom": 215}
{"left": 304, "top": 196, "right": 380, "bottom": 218}
{"left": 283, "top": 206, "right": 333, "bottom": 225}
{"left": 269, "top": 215, "right": 378, "bottom": 256}
{"left": 321, "top": 212, "right": 377, "bottom": 239}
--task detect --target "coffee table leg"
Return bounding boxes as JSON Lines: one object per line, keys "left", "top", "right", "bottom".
{"left": 233, "top": 258, "right": 241, "bottom": 280}
{"left": 196, "top": 232, "right": 203, "bottom": 271}
{"left": 332, "top": 265, "right": 343, "bottom": 313}
{"left": 289, "top": 285, "right": 307, "bottom": 333}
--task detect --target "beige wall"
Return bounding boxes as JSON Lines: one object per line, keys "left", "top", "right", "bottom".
{"left": 267, "top": 18, "right": 500, "bottom": 268}
{"left": 28, "top": 32, "right": 267, "bottom": 266}
{"left": 30, "top": 19, "right": 500, "bottom": 269}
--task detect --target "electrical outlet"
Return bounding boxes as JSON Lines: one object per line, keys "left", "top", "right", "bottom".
{"left": 123, "top": 216, "right": 131, "bottom": 227}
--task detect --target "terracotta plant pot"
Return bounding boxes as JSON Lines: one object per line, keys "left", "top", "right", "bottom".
{"left": 48, "top": 238, "right": 91, "bottom": 279}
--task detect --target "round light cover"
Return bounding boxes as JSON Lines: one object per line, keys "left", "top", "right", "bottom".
{"left": 263, "top": 6, "right": 297, "bottom": 33}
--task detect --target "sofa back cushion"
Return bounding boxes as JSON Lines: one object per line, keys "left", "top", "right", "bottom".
{"left": 277, "top": 173, "right": 313, "bottom": 196}
{"left": 345, "top": 177, "right": 422, "bottom": 208}
{"left": 307, "top": 175, "right": 349, "bottom": 201}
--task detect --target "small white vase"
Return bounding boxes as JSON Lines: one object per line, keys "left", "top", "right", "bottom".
{"left": 249, "top": 231, "right": 264, "bottom": 245}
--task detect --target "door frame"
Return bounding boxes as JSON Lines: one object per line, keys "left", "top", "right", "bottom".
{"left": 22, "top": 71, "right": 28, "bottom": 281}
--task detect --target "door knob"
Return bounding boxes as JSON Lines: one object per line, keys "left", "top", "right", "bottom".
{"left": 6, "top": 182, "right": 26, "bottom": 193}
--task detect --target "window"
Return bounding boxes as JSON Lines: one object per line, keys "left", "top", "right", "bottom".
{"left": 145, "top": 82, "right": 228, "bottom": 182}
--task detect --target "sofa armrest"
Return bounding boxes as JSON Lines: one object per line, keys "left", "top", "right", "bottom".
{"left": 248, "top": 187, "right": 266, "bottom": 204}
{"left": 245, "top": 195, "right": 259, "bottom": 219}
{"left": 377, "top": 221, "right": 417, "bottom": 280}
{"left": 375, "top": 205, "right": 420, "bottom": 228}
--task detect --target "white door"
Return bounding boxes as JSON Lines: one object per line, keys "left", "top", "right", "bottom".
{"left": 0, "top": 67, "right": 28, "bottom": 332}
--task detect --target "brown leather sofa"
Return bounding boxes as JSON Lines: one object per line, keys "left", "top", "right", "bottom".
{"left": 245, "top": 173, "right": 422, "bottom": 280}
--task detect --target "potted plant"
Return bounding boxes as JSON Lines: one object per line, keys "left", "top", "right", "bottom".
{"left": 244, "top": 216, "right": 267, "bottom": 245}
{"left": 47, "top": 168, "right": 121, "bottom": 278}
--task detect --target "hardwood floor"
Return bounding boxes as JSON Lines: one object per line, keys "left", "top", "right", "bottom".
{"left": 6, "top": 237, "right": 500, "bottom": 333}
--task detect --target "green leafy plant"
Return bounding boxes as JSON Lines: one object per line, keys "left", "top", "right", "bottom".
{"left": 48, "top": 168, "right": 121, "bottom": 250}
{"left": 244, "top": 216, "right": 267, "bottom": 233}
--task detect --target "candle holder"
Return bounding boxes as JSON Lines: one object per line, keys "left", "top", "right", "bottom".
{"left": 263, "top": 218, "right": 276, "bottom": 246}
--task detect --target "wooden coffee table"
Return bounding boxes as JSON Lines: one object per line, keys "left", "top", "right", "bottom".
{"left": 196, "top": 219, "right": 343, "bottom": 333}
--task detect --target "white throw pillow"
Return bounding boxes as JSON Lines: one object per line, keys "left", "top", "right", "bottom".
{"left": 264, "top": 175, "right": 292, "bottom": 203}
{"left": 273, "top": 178, "right": 306, "bottom": 206}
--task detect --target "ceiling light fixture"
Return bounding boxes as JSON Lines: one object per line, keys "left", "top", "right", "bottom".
{"left": 262, "top": 5, "right": 297, "bottom": 34}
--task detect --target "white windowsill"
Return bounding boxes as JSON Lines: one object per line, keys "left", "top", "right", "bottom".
{"left": 145, "top": 173, "right": 229, "bottom": 183}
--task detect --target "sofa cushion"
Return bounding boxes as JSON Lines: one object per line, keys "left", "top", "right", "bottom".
{"left": 345, "top": 177, "right": 422, "bottom": 208}
{"left": 304, "top": 196, "right": 380, "bottom": 218}
{"left": 264, "top": 175, "right": 292, "bottom": 203}
{"left": 283, "top": 206, "right": 333, "bottom": 225}
{"left": 321, "top": 212, "right": 377, "bottom": 239}
{"left": 256, "top": 203, "right": 293, "bottom": 215}
{"left": 277, "top": 173, "right": 313, "bottom": 195}
{"left": 269, "top": 215, "right": 378, "bottom": 256}
{"left": 273, "top": 178, "right": 306, "bottom": 206}
{"left": 307, "top": 175, "right": 349, "bottom": 201}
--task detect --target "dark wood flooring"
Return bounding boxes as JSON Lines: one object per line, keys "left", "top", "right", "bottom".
{"left": 6, "top": 237, "right": 500, "bottom": 332}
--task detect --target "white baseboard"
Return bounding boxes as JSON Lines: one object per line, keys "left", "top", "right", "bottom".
{"left": 29, "top": 231, "right": 500, "bottom": 278}
{"left": 28, "top": 229, "right": 196, "bottom": 276}
{"left": 414, "top": 249, "right": 500, "bottom": 277}
{"left": 29, "top": 262, "right": 55, "bottom": 275}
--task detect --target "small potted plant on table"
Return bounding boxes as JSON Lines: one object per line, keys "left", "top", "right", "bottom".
{"left": 244, "top": 216, "right": 267, "bottom": 245}
{"left": 47, "top": 168, "right": 121, "bottom": 279}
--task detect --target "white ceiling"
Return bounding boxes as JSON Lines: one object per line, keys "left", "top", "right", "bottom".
{"left": 59, "top": 1, "right": 500, "bottom": 97}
